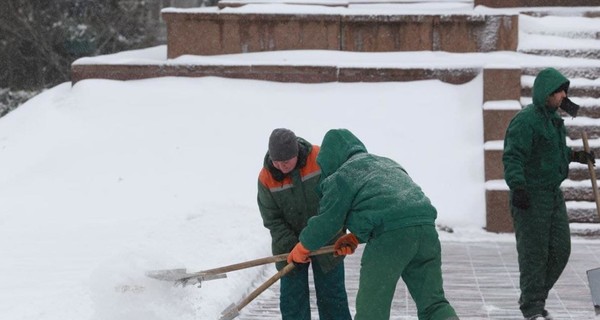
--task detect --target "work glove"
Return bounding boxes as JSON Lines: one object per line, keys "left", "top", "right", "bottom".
{"left": 572, "top": 150, "right": 596, "bottom": 165}
{"left": 334, "top": 233, "right": 359, "bottom": 256}
{"left": 512, "top": 188, "right": 530, "bottom": 210}
{"left": 287, "top": 242, "right": 311, "bottom": 264}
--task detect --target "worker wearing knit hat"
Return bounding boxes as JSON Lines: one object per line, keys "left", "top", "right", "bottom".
{"left": 258, "top": 128, "right": 351, "bottom": 320}
{"left": 269, "top": 128, "right": 299, "bottom": 161}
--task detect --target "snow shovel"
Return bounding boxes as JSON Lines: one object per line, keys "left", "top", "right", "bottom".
{"left": 219, "top": 262, "right": 296, "bottom": 320}
{"left": 582, "top": 131, "right": 600, "bottom": 218}
{"left": 146, "top": 244, "right": 336, "bottom": 287}
{"left": 582, "top": 131, "right": 600, "bottom": 314}
{"left": 218, "top": 244, "right": 356, "bottom": 320}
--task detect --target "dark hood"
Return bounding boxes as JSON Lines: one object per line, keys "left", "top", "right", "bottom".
{"left": 532, "top": 67, "right": 569, "bottom": 109}
{"left": 317, "top": 129, "right": 368, "bottom": 179}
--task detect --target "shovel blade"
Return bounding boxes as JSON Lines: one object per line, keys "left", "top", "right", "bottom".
{"left": 145, "top": 268, "right": 189, "bottom": 281}
{"left": 146, "top": 268, "right": 227, "bottom": 287}
{"left": 587, "top": 267, "right": 600, "bottom": 314}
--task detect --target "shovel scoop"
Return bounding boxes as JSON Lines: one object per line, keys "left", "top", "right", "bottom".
{"left": 146, "top": 245, "right": 335, "bottom": 287}
{"left": 145, "top": 268, "right": 226, "bottom": 287}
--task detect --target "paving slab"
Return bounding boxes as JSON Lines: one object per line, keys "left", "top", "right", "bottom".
{"left": 238, "top": 238, "right": 600, "bottom": 319}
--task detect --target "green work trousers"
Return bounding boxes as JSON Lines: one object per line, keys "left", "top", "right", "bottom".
{"left": 355, "top": 225, "right": 457, "bottom": 320}
{"left": 511, "top": 188, "right": 571, "bottom": 318}
{"left": 280, "top": 258, "right": 351, "bottom": 320}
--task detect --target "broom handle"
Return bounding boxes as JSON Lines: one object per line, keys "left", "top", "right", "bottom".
{"left": 582, "top": 131, "right": 600, "bottom": 220}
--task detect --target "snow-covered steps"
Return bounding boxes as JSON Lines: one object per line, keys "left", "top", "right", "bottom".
{"left": 69, "top": 1, "right": 600, "bottom": 235}
{"left": 518, "top": 12, "right": 600, "bottom": 59}
{"left": 563, "top": 180, "right": 599, "bottom": 203}
{"left": 570, "top": 222, "right": 600, "bottom": 238}
{"left": 521, "top": 75, "right": 600, "bottom": 98}
{"left": 566, "top": 201, "right": 599, "bottom": 224}
{"left": 568, "top": 161, "right": 600, "bottom": 181}
{"left": 565, "top": 117, "right": 600, "bottom": 140}
{"left": 485, "top": 180, "right": 600, "bottom": 230}
{"left": 476, "top": 0, "right": 600, "bottom": 7}
{"left": 522, "top": 66, "right": 600, "bottom": 80}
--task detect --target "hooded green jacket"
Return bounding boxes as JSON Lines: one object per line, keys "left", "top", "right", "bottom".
{"left": 299, "top": 129, "right": 437, "bottom": 250}
{"left": 257, "top": 138, "right": 343, "bottom": 271}
{"left": 503, "top": 68, "right": 572, "bottom": 190}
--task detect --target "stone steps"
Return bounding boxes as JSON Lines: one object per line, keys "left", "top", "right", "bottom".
{"left": 569, "top": 165, "right": 600, "bottom": 181}
{"left": 67, "top": 0, "right": 600, "bottom": 233}
{"left": 477, "top": 0, "right": 600, "bottom": 7}
{"left": 521, "top": 83, "right": 600, "bottom": 99}
{"left": 567, "top": 125, "right": 600, "bottom": 140}
{"left": 521, "top": 31, "right": 600, "bottom": 40}
{"left": 519, "top": 48, "right": 600, "bottom": 60}
{"left": 522, "top": 66, "right": 600, "bottom": 80}
{"left": 518, "top": 13, "right": 600, "bottom": 59}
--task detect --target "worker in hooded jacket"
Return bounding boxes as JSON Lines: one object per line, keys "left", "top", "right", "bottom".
{"left": 287, "top": 128, "right": 459, "bottom": 320}
{"left": 258, "top": 128, "right": 351, "bottom": 320}
{"left": 503, "top": 67, "right": 594, "bottom": 320}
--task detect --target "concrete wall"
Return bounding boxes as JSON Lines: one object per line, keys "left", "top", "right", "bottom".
{"left": 162, "top": 12, "right": 518, "bottom": 58}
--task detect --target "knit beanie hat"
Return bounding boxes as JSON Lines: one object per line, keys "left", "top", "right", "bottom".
{"left": 268, "top": 128, "right": 299, "bottom": 161}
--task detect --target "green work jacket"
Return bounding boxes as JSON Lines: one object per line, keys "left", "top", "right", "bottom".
{"left": 503, "top": 68, "right": 572, "bottom": 191}
{"left": 299, "top": 129, "right": 437, "bottom": 250}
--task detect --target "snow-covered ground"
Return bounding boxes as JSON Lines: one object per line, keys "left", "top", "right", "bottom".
{"left": 4, "top": 2, "right": 600, "bottom": 320}
{"left": 0, "top": 72, "right": 489, "bottom": 320}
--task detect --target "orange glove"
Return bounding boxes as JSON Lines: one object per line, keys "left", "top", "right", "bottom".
{"left": 334, "top": 233, "right": 359, "bottom": 256}
{"left": 287, "top": 242, "right": 311, "bottom": 264}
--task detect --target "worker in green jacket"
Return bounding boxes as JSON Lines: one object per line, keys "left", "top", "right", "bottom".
{"left": 257, "top": 128, "right": 351, "bottom": 320}
{"left": 287, "top": 128, "right": 458, "bottom": 320}
{"left": 503, "top": 67, "right": 594, "bottom": 320}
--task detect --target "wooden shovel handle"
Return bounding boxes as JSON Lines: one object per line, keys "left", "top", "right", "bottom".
{"left": 195, "top": 245, "right": 335, "bottom": 277}
{"left": 582, "top": 132, "right": 600, "bottom": 220}
{"left": 219, "top": 263, "right": 297, "bottom": 320}
{"left": 238, "top": 263, "right": 295, "bottom": 311}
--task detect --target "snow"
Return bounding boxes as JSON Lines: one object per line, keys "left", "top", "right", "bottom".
{"left": 519, "top": 14, "right": 600, "bottom": 36}
{"left": 5, "top": 2, "right": 600, "bottom": 320}
{"left": 0, "top": 74, "right": 490, "bottom": 320}
{"left": 482, "top": 100, "right": 522, "bottom": 110}
{"left": 519, "top": 32, "right": 600, "bottom": 50}
{"left": 485, "top": 179, "right": 508, "bottom": 190}
{"left": 74, "top": 45, "right": 600, "bottom": 69}
{"left": 483, "top": 141, "right": 503, "bottom": 150}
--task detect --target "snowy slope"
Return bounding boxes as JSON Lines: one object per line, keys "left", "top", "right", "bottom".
{"left": 0, "top": 75, "right": 484, "bottom": 320}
